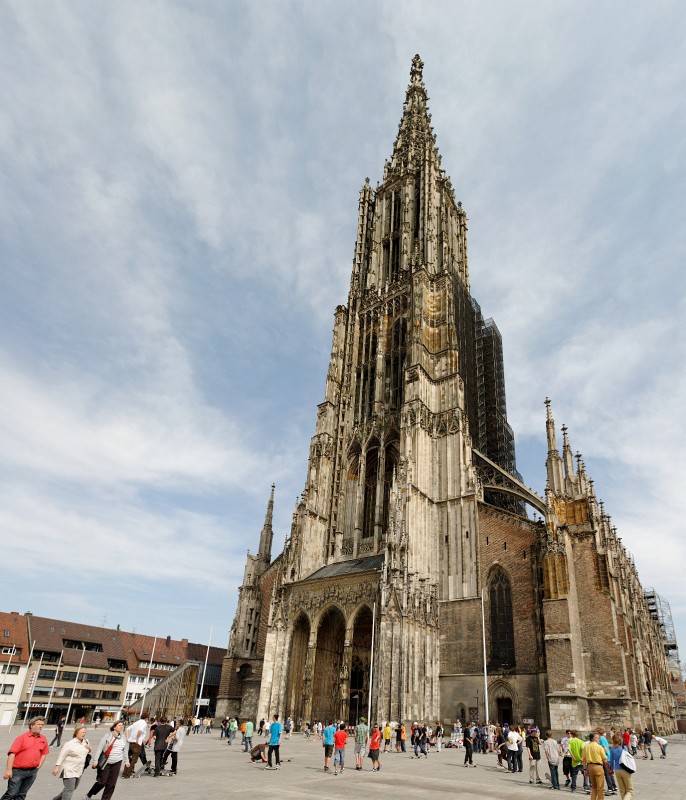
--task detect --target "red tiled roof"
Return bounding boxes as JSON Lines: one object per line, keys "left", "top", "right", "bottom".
{"left": 1, "top": 612, "right": 224, "bottom": 674}
{"left": 117, "top": 631, "right": 188, "bottom": 675}
{"left": 0, "top": 612, "right": 30, "bottom": 664}
{"left": 27, "top": 616, "right": 128, "bottom": 669}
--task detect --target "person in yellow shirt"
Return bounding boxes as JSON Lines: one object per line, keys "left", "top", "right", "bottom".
{"left": 583, "top": 732, "right": 608, "bottom": 800}
{"left": 383, "top": 723, "right": 391, "bottom": 752}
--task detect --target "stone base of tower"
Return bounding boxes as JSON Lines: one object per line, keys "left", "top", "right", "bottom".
{"left": 440, "top": 673, "right": 548, "bottom": 729}
{"left": 216, "top": 654, "right": 264, "bottom": 722}
{"left": 547, "top": 695, "right": 590, "bottom": 732}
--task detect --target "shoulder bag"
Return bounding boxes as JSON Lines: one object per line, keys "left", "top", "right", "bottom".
{"left": 620, "top": 748, "right": 636, "bottom": 774}
{"left": 97, "top": 738, "right": 115, "bottom": 770}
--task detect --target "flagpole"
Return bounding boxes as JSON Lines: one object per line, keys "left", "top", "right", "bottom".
{"left": 140, "top": 637, "right": 157, "bottom": 717}
{"left": 22, "top": 652, "right": 44, "bottom": 730}
{"left": 5, "top": 639, "right": 25, "bottom": 735}
{"left": 196, "top": 627, "right": 213, "bottom": 717}
{"left": 480, "top": 588, "right": 489, "bottom": 724}
{"left": 367, "top": 602, "right": 376, "bottom": 724}
{"left": 44, "top": 650, "right": 64, "bottom": 722}
{"left": 65, "top": 645, "right": 86, "bottom": 725}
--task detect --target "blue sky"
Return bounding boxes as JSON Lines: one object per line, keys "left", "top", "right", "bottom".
{"left": 1, "top": 1, "right": 685, "bottom": 661}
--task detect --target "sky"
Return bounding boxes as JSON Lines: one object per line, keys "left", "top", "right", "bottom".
{"left": 1, "top": 1, "right": 685, "bottom": 661}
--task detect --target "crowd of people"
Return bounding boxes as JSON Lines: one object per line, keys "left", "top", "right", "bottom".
{"left": 0, "top": 711, "right": 188, "bottom": 800}
{"left": 1, "top": 712, "right": 671, "bottom": 800}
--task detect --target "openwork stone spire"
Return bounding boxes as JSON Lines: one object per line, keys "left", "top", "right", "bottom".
{"left": 387, "top": 53, "right": 440, "bottom": 179}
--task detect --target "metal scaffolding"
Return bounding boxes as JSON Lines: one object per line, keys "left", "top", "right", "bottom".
{"left": 644, "top": 588, "right": 683, "bottom": 678}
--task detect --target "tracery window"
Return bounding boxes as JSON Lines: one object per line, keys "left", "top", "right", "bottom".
{"left": 489, "top": 568, "right": 515, "bottom": 669}
{"left": 383, "top": 190, "right": 402, "bottom": 283}
{"left": 355, "top": 319, "right": 377, "bottom": 421}
{"left": 382, "top": 437, "right": 399, "bottom": 534}
{"left": 384, "top": 318, "right": 407, "bottom": 411}
{"left": 362, "top": 445, "right": 378, "bottom": 539}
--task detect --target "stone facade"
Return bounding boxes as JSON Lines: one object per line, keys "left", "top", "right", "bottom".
{"left": 216, "top": 56, "right": 676, "bottom": 734}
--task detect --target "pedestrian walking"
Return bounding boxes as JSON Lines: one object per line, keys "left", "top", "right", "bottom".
{"left": 49, "top": 718, "right": 67, "bottom": 749}
{"left": 369, "top": 724, "right": 382, "bottom": 771}
{"left": 161, "top": 720, "right": 186, "bottom": 775}
{"left": 333, "top": 723, "right": 347, "bottom": 774}
{"left": 582, "top": 731, "right": 608, "bottom": 800}
{"left": 86, "top": 721, "right": 128, "bottom": 800}
{"left": 1, "top": 716, "right": 50, "bottom": 800}
{"left": 354, "top": 717, "right": 368, "bottom": 770}
{"left": 609, "top": 733, "right": 634, "bottom": 800}
{"left": 51, "top": 725, "right": 91, "bottom": 800}
{"left": 322, "top": 721, "right": 336, "bottom": 772}
{"left": 122, "top": 712, "right": 149, "bottom": 778}
{"left": 151, "top": 717, "right": 174, "bottom": 776}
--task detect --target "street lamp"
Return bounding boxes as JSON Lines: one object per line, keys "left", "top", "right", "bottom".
{"left": 351, "top": 693, "right": 360, "bottom": 725}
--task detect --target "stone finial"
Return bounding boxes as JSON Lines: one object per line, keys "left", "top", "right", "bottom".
{"left": 410, "top": 54, "right": 424, "bottom": 85}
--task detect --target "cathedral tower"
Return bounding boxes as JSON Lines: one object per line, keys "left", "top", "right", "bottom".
{"left": 249, "top": 55, "right": 520, "bottom": 726}
{"left": 216, "top": 56, "right": 676, "bottom": 735}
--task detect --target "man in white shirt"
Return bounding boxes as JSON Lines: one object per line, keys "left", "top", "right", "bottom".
{"left": 506, "top": 726, "right": 523, "bottom": 773}
{"left": 122, "top": 712, "right": 149, "bottom": 778}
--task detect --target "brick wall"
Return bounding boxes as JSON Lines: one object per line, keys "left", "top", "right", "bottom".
{"left": 477, "top": 504, "right": 544, "bottom": 673}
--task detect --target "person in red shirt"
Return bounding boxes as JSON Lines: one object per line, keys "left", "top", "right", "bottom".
{"left": 2, "top": 716, "right": 50, "bottom": 800}
{"left": 368, "top": 724, "right": 382, "bottom": 772}
{"left": 333, "top": 724, "right": 347, "bottom": 774}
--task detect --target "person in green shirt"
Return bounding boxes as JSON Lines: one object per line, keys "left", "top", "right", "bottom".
{"left": 243, "top": 720, "right": 254, "bottom": 752}
{"left": 568, "top": 730, "right": 584, "bottom": 793}
{"left": 354, "top": 718, "right": 369, "bottom": 771}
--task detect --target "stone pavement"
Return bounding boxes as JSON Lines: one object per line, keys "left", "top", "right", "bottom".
{"left": 1, "top": 728, "right": 685, "bottom": 800}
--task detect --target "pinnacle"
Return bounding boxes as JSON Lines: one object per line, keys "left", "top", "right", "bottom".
{"left": 387, "top": 54, "right": 437, "bottom": 177}
{"left": 410, "top": 53, "right": 425, "bottom": 87}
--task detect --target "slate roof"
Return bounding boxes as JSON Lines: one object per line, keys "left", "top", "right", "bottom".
{"left": 304, "top": 554, "right": 384, "bottom": 581}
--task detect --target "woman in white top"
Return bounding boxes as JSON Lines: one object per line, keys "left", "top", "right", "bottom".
{"left": 86, "top": 721, "right": 129, "bottom": 800}
{"left": 52, "top": 725, "right": 91, "bottom": 800}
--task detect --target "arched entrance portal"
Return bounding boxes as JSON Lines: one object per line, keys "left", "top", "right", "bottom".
{"left": 496, "top": 697, "right": 513, "bottom": 726}
{"left": 348, "top": 606, "right": 373, "bottom": 726}
{"left": 311, "top": 607, "right": 346, "bottom": 723}
{"left": 284, "top": 614, "right": 310, "bottom": 724}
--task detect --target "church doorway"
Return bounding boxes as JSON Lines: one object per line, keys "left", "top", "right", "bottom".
{"left": 348, "top": 605, "right": 373, "bottom": 726}
{"left": 284, "top": 614, "right": 310, "bottom": 724}
{"left": 311, "top": 607, "right": 346, "bottom": 723}
{"left": 496, "top": 697, "right": 513, "bottom": 726}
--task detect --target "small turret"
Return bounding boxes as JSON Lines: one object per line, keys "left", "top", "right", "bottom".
{"left": 561, "top": 425, "right": 576, "bottom": 495}
{"left": 544, "top": 398, "right": 565, "bottom": 495}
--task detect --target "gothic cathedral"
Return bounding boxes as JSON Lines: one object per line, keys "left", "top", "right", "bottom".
{"left": 216, "top": 57, "right": 676, "bottom": 734}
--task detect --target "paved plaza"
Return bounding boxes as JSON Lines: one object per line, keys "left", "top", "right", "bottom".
{"left": 1, "top": 728, "right": 685, "bottom": 800}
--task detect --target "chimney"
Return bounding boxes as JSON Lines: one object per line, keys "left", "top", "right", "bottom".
{"left": 166, "top": 635, "right": 171, "bottom": 647}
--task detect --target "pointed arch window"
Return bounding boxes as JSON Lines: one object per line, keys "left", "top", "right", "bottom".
{"left": 362, "top": 445, "right": 378, "bottom": 539}
{"left": 384, "top": 318, "right": 407, "bottom": 411}
{"left": 382, "top": 437, "right": 399, "bottom": 534}
{"left": 355, "top": 318, "right": 377, "bottom": 421}
{"left": 383, "top": 190, "right": 402, "bottom": 283}
{"left": 489, "top": 568, "right": 515, "bottom": 669}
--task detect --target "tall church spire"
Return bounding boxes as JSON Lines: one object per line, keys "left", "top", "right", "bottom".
{"left": 388, "top": 54, "right": 439, "bottom": 178}
{"left": 257, "top": 484, "right": 275, "bottom": 563}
